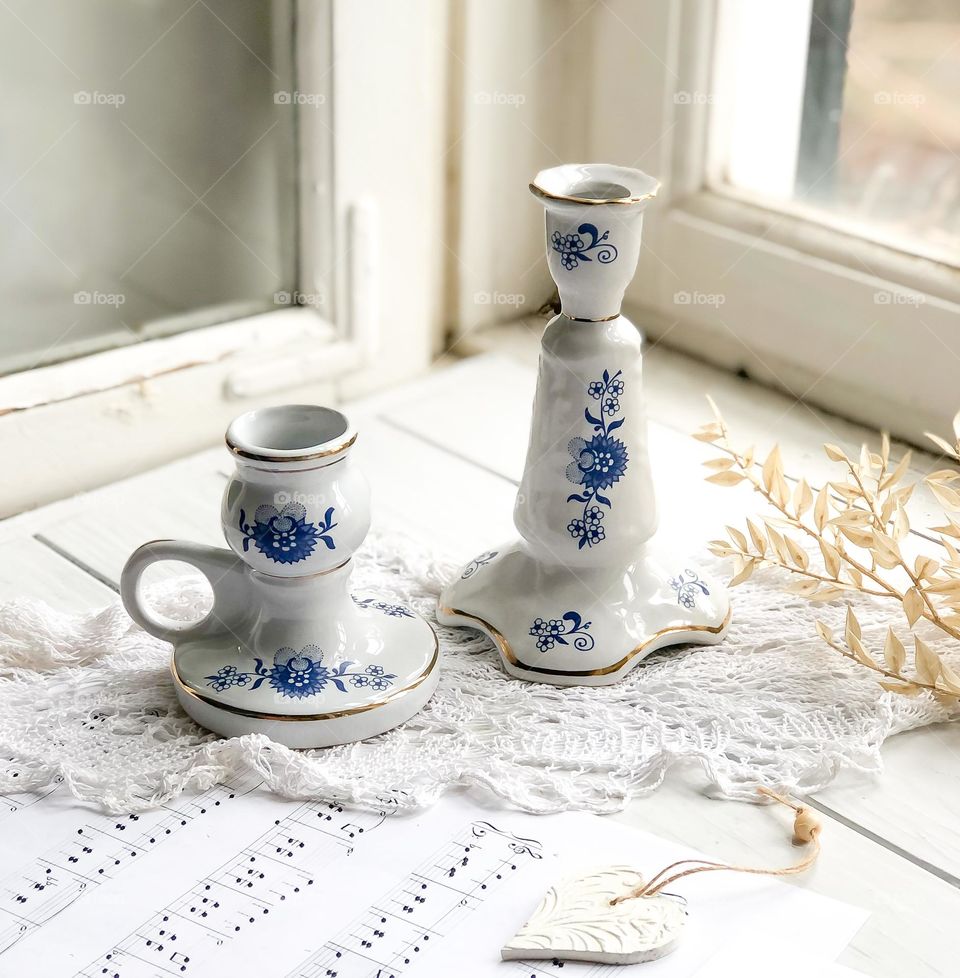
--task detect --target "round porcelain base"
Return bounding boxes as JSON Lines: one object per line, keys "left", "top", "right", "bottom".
{"left": 171, "top": 608, "right": 439, "bottom": 748}
{"left": 438, "top": 540, "right": 730, "bottom": 687}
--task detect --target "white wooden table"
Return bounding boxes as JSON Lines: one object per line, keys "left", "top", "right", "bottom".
{"left": 2, "top": 345, "right": 957, "bottom": 978}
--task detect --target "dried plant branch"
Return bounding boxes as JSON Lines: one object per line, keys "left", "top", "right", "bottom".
{"left": 696, "top": 403, "right": 960, "bottom": 702}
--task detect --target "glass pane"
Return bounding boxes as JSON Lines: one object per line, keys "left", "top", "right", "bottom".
{"left": 716, "top": 0, "right": 960, "bottom": 264}
{"left": 0, "top": 0, "right": 297, "bottom": 376}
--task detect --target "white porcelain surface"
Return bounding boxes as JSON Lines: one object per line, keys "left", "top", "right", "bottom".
{"left": 170, "top": 574, "right": 439, "bottom": 748}
{"left": 439, "top": 163, "right": 730, "bottom": 685}
{"left": 172, "top": 662, "right": 438, "bottom": 750}
{"left": 440, "top": 539, "right": 729, "bottom": 686}
{"left": 530, "top": 163, "right": 659, "bottom": 321}
{"left": 223, "top": 404, "right": 369, "bottom": 578}
{"left": 515, "top": 314, "right": 657, "bottom": 568}
{"left": 120, "top": 407, "right": 438, "bottom": 748}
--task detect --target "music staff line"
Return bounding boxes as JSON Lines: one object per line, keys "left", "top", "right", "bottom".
{"left": 288, "top": 820, "right": 545, "bottom": 978}
{"left": 76, "top": 801, "right": 391, "bottom": 978}
{"left": 0, "top": 773, "right": 262, "bottom": 957}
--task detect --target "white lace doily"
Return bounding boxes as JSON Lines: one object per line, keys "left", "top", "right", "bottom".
{"left": 0, "top": 531, "right": 953, "bottom": 814}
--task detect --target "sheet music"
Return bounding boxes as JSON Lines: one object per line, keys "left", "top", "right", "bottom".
{"left": 0, "top": 783, "right": 866, "bottom": 977}
{"left": 0, "top": 773, "right": 262, "bottom": 956}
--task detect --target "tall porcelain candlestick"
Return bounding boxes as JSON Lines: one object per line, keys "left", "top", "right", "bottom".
{"left": 438, "top": 164, "right": 730, "bottom": 685}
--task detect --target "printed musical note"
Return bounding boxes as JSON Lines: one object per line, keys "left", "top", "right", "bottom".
{"left": 0, "top": 773, "right": 62, "bottom": 821}
{"left": 288, "top": 819, "right": 544, "bottom": 977}
{"left": 0, "top": 772, "right": 261, "bottom": 958}
{"left": 75, "top": 800, "right": 390, "bottom": 977}
{"left": 508, "top": 958, "right": 570, "bottom": 978}
{"left": 0, "top": 792, "right": 860, "bottom": 978}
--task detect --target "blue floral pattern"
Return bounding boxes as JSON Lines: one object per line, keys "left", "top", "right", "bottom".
{"left": 528, "top": 612, "right": 595, "bottom": 652}
{"left": 566, "top": 369, "right": 628, "bottom": 548}
{"left": 461, "top": 550, "right": 498, "bottom": 579}
{"left": 352, "top": 596, "right": 414, "bottom": 618}
{"left": 204, "top": 646, "right": 396, "bottom": 699}
{"left": 551, "top": 223, "right": 618, "bottom": 270}
{"left": 668, "top": 570, "right": 710, "bottom": 609}
{"left": 238, "top": 503, "right": 337, "bottom": 564}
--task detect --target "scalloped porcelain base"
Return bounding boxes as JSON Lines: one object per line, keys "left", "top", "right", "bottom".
{"left": 171, "top": 599, "right": 438, "bottom": 749}
{"left": 438, "top": 540, "right": 730, "bottom": 687}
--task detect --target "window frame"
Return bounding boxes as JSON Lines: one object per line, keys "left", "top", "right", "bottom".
{"left": 0, "top": 0, "right": 449, "bottom": 517}
{"left": 0, "top": 5, "right": 352, "bottom": 392}
{"left": 591, "top": 0, "right": 960, "bottom": 444}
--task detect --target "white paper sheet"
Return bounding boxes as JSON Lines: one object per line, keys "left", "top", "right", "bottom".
{"left": 693, "top": 938, "right": 872, "bottom": 977}
{"left": 0, "top": 781, "right": 866, "bottom": 977}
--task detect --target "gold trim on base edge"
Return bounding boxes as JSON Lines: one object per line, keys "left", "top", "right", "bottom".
{"left": 438, "top": 605, "right": 732, "bottom": 678}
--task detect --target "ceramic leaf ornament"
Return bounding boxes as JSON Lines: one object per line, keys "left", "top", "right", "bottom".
{"left": 439, "top": 164, "right": 731, "bottom": 686}
{"left": 503, "top": 789, "right": 822, "bottom": 966}
{"left": 501, "top": 866, "right": 687, "bottom": 965}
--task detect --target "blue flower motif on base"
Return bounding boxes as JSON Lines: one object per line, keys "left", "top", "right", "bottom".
{"left": 204, "top": 645, "right": 396, "bottom": 699}
{"left": 352, "top": 596, "right": 414, "bottom": 618}
{"left": 206, "top": 664, "right": 249, "bottom": 692}
{"left": 668, "top": 569, "right": 710, "bottom": 609}
{"left": 529, "top": 612, "right": 595, "bottom": 652}
{"left": 460, "top": 550, "right": 499, "bottom": 579}
{"left": 238, "top": 503, "right": 337, "bottom": 564}
{"left": 551, "top": 223, "right": 618, "bottom": 270}
{"left": 566, "top": 369, "right": 628, "bottom": 548}
{"left": 269, "top": 647, "right": 332, "bottom": 699}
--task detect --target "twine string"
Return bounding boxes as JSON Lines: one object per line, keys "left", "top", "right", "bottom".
{"left": 610, "top": 787, "right": 822, "bottom": 905}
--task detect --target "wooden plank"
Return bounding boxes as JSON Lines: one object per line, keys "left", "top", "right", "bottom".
{"left": 375, "top": 351, "right": 960, "bottom": 894}
{"left": 352, "top": 419, "right": 517, "bottom": 562}
{"left": 20, "top": 353, "right": 960, "bottom": 976}
{"left": 0, "top": 537, "right": 115, "bottom": 610}
{"left": 812, "top": 720, "right": 960, "bottom": 887}
{"left": 38, "top": 451, "right": 228, "bottom": 587}
{"left": 377, "top": 354, "right": 532, "bottom": 483}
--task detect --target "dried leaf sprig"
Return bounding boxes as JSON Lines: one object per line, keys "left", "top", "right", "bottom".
{"left": 697, "top": 400, "right": 960, "bottom": 702}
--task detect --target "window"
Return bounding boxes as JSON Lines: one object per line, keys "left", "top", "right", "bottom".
{"left": 0, "top": 0, "right": 449, "bottom": 516}
{"left": 586, "top": 0, "right": 960, "bottom": 444}
{"left": 1, "top": 0, "right": 301, "bottom": 375}
{"left": 715, "top": 0, "right": 960, "bottom": 265}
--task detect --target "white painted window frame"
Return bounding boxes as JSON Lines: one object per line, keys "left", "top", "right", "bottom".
{"left": 589, "top": 0, "right": 960, "bottom": 444}
{"left": 1, "top": 0, "right": 449, "bottom": 517}
{"left": 0, "top": 2, "right": 360, "bottom": 412}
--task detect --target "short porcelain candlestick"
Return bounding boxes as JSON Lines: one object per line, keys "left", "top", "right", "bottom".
{"left": 121, "top": 405, "right": 438, "bottom": 747}
{"left": 438, "top": 164, "right": 730, "bottom": 685}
